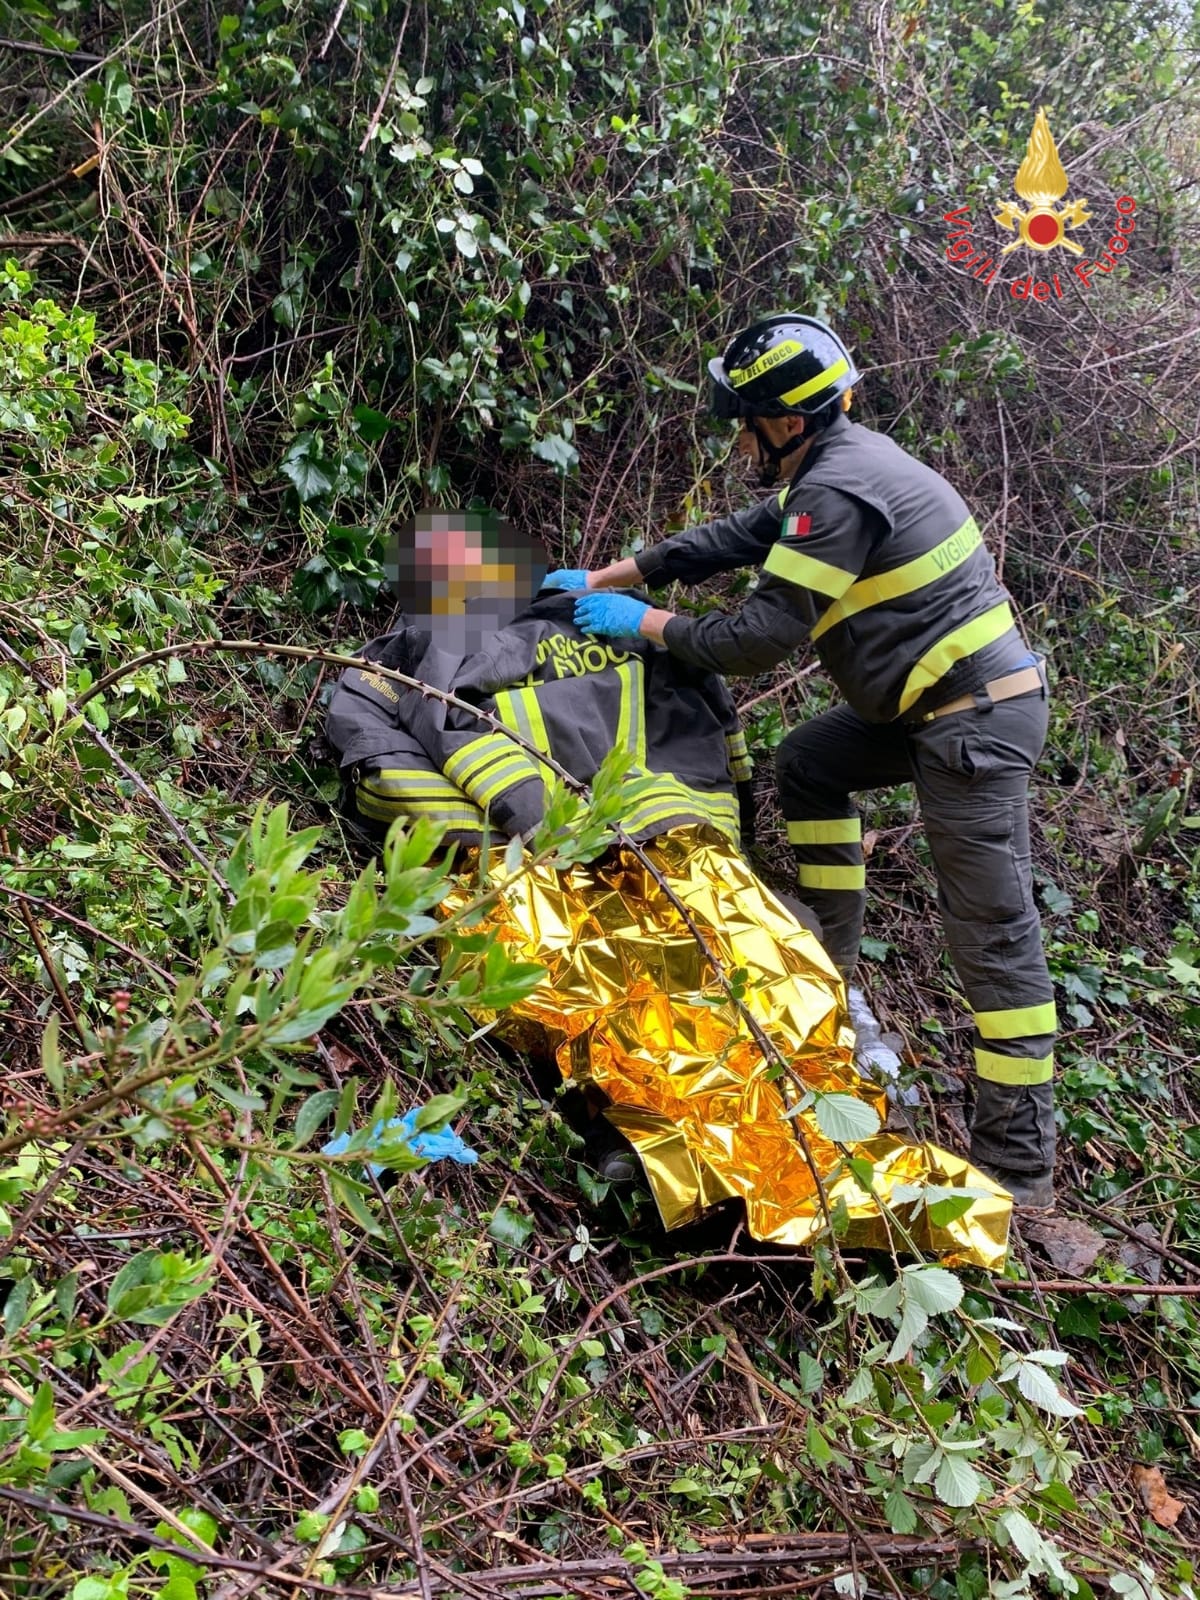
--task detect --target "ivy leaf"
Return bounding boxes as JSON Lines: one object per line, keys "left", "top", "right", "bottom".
{"left": 488, "top": 1204, "right": 534, "bottom": 1249}
{"left": 934, "top": 1451, "right": 983, "bottom": 1508}
{"left": 530, "top": 433, "right": 579, "bottom": 474}
{"left": 455, "top": 228, "right": 478, "bottom": 258}
{"left": 352, "top": 404, "right": 393, "bottom": 442}
{"left": 280, "top": 435, "right": 334, "bottom": 502}
{"left": 811, "top": 1092, "right": 881, "bottom": 1145}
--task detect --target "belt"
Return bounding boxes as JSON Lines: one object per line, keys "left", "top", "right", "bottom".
{"left": 918, "top": 663, "right": 1045, "bottom": 723}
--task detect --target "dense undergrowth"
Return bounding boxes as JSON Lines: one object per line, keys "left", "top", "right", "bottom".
{"left": 1, "top": 0, "right": 1199, "bottom": 1594}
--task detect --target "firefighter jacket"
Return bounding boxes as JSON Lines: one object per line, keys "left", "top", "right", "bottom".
{"left": 634, "top": 411, "right": 1030, "bottom": 724}
{"left": 324, "top": 591, "right": 754, "bottom": 848}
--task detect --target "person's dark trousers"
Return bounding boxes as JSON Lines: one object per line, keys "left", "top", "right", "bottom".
{"left": 774, "top": 684, "right": 1055, "bottom": 1176}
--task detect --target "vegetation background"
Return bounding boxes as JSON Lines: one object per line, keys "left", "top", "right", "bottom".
{"left": 1, "top": 0, "right": 1198, "bottom": 1595}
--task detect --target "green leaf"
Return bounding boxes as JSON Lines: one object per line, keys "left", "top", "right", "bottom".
{"left": 1056, "top": 1299, "right": 1101, "bottom": 1340}
{"left": 412, "top": 1093, "right": 467, "bottom": 1134}
{"left": 902, "top": 1265, "right": 964, "bottom": 1315}
{"left": 155, "top": 1507, "right": 218, "bottom": 1550}
{"left": 352, "top": 404, "right": 394, "bottom": 442}
{"left": 887, "top": 1299, "right": 928, "bottom": 1362}
{"left": 294, "top": 1089, "right": 340, "bottom": 1149}
{"left": 926, "top": 1194, "right": 976, "bottom": 1227}
{"left": 280, "top": 435, "right": 334, "bottom": 501}
{"left": 488, "top": 1204, "right": 534, "bottom": 1249}
{"left": 254, "top": 920, "right": 298, "bottom": 968}
{"left": 934, "top": 1451, "right": 982, "bottom": 1508}
{"left": 330, "top": 1175, "right": 383, "bottom": 1237}
{"left": 796, "top": 1352, "right": 824, "bottom": 1394}
{"left": 26, "top": 1380, "right": 55, "bottom": 1443}
{"left": 530, "top": 433, "right": 579, "bottom": 474}
{"left": 885, "top": 1485, "right": 918, "bottom": 1533}
{"left": 576, "top": 1164, "right": 610, "bottom": 1206}
{"left": 1012, "top": 1358, "right": 1084, "bottom": 1417}
{"left": 811, "top": 1092, "right": 881, "bottom": 1145}
{"left": 41, "top": 1012, "right": 63, "bottom": 1099}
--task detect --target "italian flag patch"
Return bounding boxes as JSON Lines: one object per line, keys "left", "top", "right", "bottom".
{"left": 785, "top": 512, "right": 813, "bottom": 538}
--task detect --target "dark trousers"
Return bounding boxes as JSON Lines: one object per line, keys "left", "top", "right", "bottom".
{"left": 774, "top": 685, "right": 1056, "bottom": 1174}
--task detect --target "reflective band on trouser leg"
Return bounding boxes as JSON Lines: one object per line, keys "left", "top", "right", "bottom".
{"left": 974, "top": 1001, "right": 1058, "bottom": 1040}
{"left": 975, "top": 1047, "right": 1054, "bottom": 1086}
{"left": 787, "top": 817, "right": 862, "bottom": 846}
{"left": 797, "top": 863, "right": 866, "bottom": 891}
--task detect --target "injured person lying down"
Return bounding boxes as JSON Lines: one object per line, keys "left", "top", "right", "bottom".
{"left": 324, "top": 522, "right": 1012, "bottom": 1269}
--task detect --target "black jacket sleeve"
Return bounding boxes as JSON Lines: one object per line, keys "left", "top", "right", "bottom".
{"left": 656, "top": 486, "right": 880, "bottom": 677}
{"left": 633, "top": 495, "right": 783, "bottom": 587}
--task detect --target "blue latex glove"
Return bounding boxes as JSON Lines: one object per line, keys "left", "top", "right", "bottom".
{"left": 541, "top": 569, "right": 592, "bottom": 591}
{"left": 574, "top": 592, "right": 651, "bottom": 638}
{"left": 323, "top": 1109, "right": 479, "bottom": 1176}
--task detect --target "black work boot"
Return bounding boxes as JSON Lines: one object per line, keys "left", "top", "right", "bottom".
{"left": 582, "top": 1115, "right": 640, "bottom": 1185}
{"left": 972, "top": 1162, "right": 1056, "bottom": 1211}
{"left": 970, "top": 1080, "right": 1057, "bottom": 1212}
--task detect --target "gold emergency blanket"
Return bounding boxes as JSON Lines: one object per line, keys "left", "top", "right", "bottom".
{"left": 442, "top": 825, "right": 1011, "bottom": 1269}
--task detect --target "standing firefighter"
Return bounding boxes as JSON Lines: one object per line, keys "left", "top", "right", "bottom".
{"left": 543, "top": 314, "right": 1057, "bottom": 1208}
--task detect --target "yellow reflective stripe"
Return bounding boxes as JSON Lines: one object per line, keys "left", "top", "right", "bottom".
{"left": 494, "top": 688, "right": 554, "bottom": 802}
{"left": 357, "top": 793, "right": 484, "bottom": 828}
{"left": 797, "top": 864, "right": 866, "bottom": 891}
{"left": 777, "top": 484, "right": 789, "bottom": 510}
{"left": 728, "top": 339, "right": 805, "bottom": 388}
{"left": 778, "top": 356, "right": 849, "bottom": 406}
{"left": 615, "top": 659, "right": 647, "bottom": 766}
{"left": 763, "top": 541, "right": 859, "bottom": 600}
{"left": 787, "top": 817, "right": 862, "bottom": 845}
{"left": 811, "top": 517, "right": 983, "bottom": 643}
{"left": 974, "top": 1001, "right": 1058, "bottom": 1040}
{"left": 668, "top": 782, "right": 738, "bottom": 822}
{"left": 975, "top": 1048, "right": 1055, "bottom": 1086}
{"left": 444, "top": 733, "right": 517, "bottom": 787}
{"left": 623, "top": 800, "right": 738, "bottom": 843}
{"left": 468, "top": 753, "right": 542, "bottom": 807}
{"left": 896, "top": 602, "right": 1017, "bottom": 716}
{"left": 726, "top": 731, "right": 752, "bottom": 780}
{"left": 366, "top": 769, "right": 469, "bottom": 798}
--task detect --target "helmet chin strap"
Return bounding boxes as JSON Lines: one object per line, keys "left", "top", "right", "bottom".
{"left": 751, "top": 420, "right": 803, "bottom": 487}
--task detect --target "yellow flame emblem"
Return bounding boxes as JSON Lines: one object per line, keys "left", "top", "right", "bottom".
{"left": 994, "top": 107, "right": 1091, "bottom": 255}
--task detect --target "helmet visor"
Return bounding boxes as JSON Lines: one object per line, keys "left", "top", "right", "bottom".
{"left": 707, "top": 357, "right": 746, "bottom": 420}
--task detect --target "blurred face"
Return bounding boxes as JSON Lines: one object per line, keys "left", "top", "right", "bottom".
{"left": 387, "top": 511, "right": 549, "bottom": 651}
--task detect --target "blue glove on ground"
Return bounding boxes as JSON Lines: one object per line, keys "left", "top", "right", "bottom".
{"left": 323, "top": 1109, "right": 479, "bottom": 1176}
{"left": 573, "top": 592, "right": 651, "bottom": 638}
{"left": 541, "top": 569, "right": 592, "bottom": 591}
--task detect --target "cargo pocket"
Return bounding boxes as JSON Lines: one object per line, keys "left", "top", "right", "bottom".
{"left": 924, "top": 801, "right": 1032, "bottom": 924}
